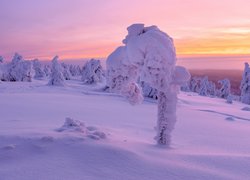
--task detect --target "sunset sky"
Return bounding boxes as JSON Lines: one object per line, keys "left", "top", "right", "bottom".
{"left": 1, "top": 0, "right": 250, "bottom": 68}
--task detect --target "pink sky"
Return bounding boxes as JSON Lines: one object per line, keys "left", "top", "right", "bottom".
{"left": 0, "top": 0, "right": 250, "bottom": 68}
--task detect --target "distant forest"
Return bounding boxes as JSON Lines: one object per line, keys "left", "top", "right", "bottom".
{"left": 190, "top": 69, "right": 242, "bottom": 95}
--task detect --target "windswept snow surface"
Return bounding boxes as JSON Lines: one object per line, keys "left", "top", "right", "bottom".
{"left": 0, "top": 80, "right": 250, "bottom": 180}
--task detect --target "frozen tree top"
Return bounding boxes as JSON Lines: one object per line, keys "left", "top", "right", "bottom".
{"left": 12, "top": 53, "right": 23, "bottom": 63}
{"left": 52, "top": 55, "right": 59, "bottom": 62}
{"left": 123, "top": 24, "right": 177, "bottom": 91}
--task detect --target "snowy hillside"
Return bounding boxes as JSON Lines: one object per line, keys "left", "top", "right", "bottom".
{"left": 0, "top": 79, "right": 250, "bottom": 180}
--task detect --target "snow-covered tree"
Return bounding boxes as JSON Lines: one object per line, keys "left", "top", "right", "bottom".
{"left": 189, "top": 76, "right": 201, "bottom": 93}
{"left": 180, "top": 81, "right": 190, "bottom": 92}
{"left": 199, "top": 76, "right": 209, "bottom": 96}
{"left": 69, "top": 64, "right": 82, "bottom": 77}
{"left": 33, "top": 59, "right": 45, "bottom": 79}
{"left": 82, "top": 59, "right": 105, "bottom": 84}
{"left": 0, "top": 56, "right": 3, "bottom": 63}
{"left": 61, "top": 63, "right": 71, "bottom": 80}
{"left": 48, "top": 56, "right": 65, "bottom": 86}
{"left": 69, "top": 65, "right": 76, "bottom": 76}
{"left": 218, "top": 78, "right": 231, "bottom": 99}
{"left": 240, "top": 62, "right": 250, "bottom": 104}
{"left": 207, "top": 80, "right": 216, "bottom": 97}
{"left": 43, "top": 65, "right": 51, "bottom": 77}
{"left": 0, "top": 56, "right": 4, "bottom": 80}
{"left": 2, "top": 53, "right": 33, "bottom": 82}
{"left": 106, "top": 24, "right": 190, "bottom": 146}
{"left": 198, "top": 76, "right": 216, "bottom": 97}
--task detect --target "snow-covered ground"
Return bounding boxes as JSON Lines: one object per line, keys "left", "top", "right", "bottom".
{"left": 0, "top": 79, "right": 250, "bottom": 180}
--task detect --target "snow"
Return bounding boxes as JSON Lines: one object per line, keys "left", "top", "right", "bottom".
{"left": 1, "top": 80, "right": 250, "bottom": 179}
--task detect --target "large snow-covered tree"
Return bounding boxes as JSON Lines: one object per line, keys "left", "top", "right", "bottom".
{"left": 218, "top": 78, "right": 231, "bottom": 99}
{"left": 48, "top": 56, "right": 65, "bottom": 86}
{"left": 106, "top": 24, "right": 190, "bottom": 146}
{"left": 240, "top": 62, "right": 250, "bottom": 104}
{"left": 82, "top": 59, "right": 105, "bottom": 84}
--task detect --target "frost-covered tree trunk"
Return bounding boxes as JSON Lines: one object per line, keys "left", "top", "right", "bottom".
{"left": 156, "top": 90, "right": 177, "bottom": 145}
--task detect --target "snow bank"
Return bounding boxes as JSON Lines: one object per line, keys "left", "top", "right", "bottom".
{"left": 1, "top": 80, "right": 250, "bottom": 179}
{"left": 57, "top": 117, "right": 107, "bottom": 140}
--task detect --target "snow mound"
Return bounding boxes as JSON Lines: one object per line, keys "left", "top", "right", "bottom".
{"left": 2, "top": 144, "right": 16, "bottom": 150}
{"left": 241, "top": 107, "right": 250, "bottom": 111}
{"left": 56, "top": 117, "right": 107, "bottom": 140}
{"left": 225, "top": 116, "right": 235, "bottom": 121}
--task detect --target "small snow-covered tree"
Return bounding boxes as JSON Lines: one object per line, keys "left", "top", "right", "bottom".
{"left": 207, "top": 80, "right": 216, "bottom": 97}
{"left": 61, "top": 63, "right": 71, "bottom": 80}
{"left": 189, "top": 76, "right": 200, "bottom": 93}
{"left": 198, "top": 76, "right": 216, "bottom": 97}
{"left": 33, "top": 59, "right": 45, "bottom": 79}
{"left": 69, "top": 65, "right": 82, "bottom": 77}
{"left": 82, "top": 59, "right": 105, "bottom": 84}
{"left": 218, "top": 78, "right": 231, "bottom": 99}
{"left": 199, "top": 76, "right": 209, "bottom": 96}
{"left": 44, "top": 65, "right": 51, "bottom": 77}
{"left": 69, "top": 65, "right": 77, "bottom": 76}
{"left": 240, "top": 62, "right": 250, "bottom": 104}
{"left": 0, "top": 56, "right": 3, "bottom": 63}
{"left": 0, "top": 56, "right": 4, "bottom": 80}
{"left": 48, "top": 56, "right": 65, "bottom": 86}
{"left": 107, "top": 24, "right": 190, "bottom": 146}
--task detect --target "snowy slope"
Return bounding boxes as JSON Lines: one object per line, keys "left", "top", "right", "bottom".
{"left": 0, "top": 80, "right": 250, "bottom": 180}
